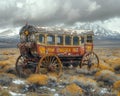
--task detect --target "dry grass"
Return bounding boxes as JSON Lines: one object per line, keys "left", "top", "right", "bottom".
{"left": 5, "top": 73, "right": 16, "bottom": 78}
{"left": 0, "top": 48, "right": 19, "bottom": 54}
{"left": 48, "top": 72, "right": 59, "bottom": 78}
{"left": 104, "top": 58, "right": 120, "bottom": 66}
{"left": 0, "top": 60, "right": 9, "bottom": 66}
{"left": 27, "top": 74, "right": 48, "bottom": 85}
{"left": 61, "top": 83, "right": 83, "bottom": 96}
{"left": 113, "top": 80, "right": 120, "bottom": 90}
{"left": 99, "top": 63, "right": 114, "bottom": 71}
{"left": 0, "top": 48, "right": 19, "bottom": 73}
{"left": 0, "top": 48, "right": 120, "bottom": 95}
{"left": 117, "top": 91, "right": 120, "bottom": 96}
{"left": 26, "top": 92, "right": 38, "bottom": 96}
{"left": 0, "top": 60, "right": 14, "bottom": 73}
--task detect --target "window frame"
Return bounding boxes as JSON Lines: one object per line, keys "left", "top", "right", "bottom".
{"left": 81, "top": 36, "right": 84, "bottom": 44}
{"left": 56, "top": 35, "right": 63, "bottom": 45}
{"left": 65, "top": 35, "right": 71, "bottom": 45}
{"left": 73, "top": 36, "right": 79, "bottom": 45}
{"left": 39, "top": 34, "right": 45, "bottom": 44}
{"left": 47, "top": 34, "right": 55, "bottom": 45}
{"left": 87, "top": 35, "right": 93, "bottom": 43}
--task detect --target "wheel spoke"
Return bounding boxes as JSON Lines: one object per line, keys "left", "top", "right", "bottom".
{"left": 52, "top": 59, "right": 58, "bottom": 65}
{"left": 49, "top": 56, "right": 53, "bottom": 63}
{"left": 45, "top": 56, "right": 49, "bottom": 63}
{"left": 51, "top": 56, "right": 56, "bottom": 64}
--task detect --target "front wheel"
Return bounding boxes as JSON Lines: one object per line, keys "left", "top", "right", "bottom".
{"left": 16, "top": 55, "right": 35, "bottom": 78}
{"left": 36, "top": 54, "right": 62, "bottom": 77}
{"left": 80, "top": 52, "right": 99, "bottom": 70}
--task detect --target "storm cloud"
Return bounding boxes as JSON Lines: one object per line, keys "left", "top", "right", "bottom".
{"left": 0, "top": 0, "right": 120, "bottom": 27}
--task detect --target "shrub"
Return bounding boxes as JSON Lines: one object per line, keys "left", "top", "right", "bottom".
{"left": 61, "top": 83, "right": 83, "bottom": 96}
{"left": 95, "top": 70, "right": 118, "bottom": 85}
{"left": 0, "top": 73, "right": 16, "bottom": 86}
{"left": 114, "top": 65, "right": 120, "bottom": 74}
{"left": 27, "top": 74, "right": 48, "bottom": 85}
{"left": 0, "top": 90, "right": 11, "bottom": 96}
{"left": 113, "top": 80, "right": 120, "bottom": 90}
{"left": 69, "top": 76, "right": 98, "bottom": 91}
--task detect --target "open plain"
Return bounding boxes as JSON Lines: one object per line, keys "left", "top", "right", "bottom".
{"left": 0, "top": 47, "right": 120, "bottom": 96}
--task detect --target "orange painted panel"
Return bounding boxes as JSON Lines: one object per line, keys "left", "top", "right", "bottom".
{"left": 39, "top": 46, "right": 45, "bottom": 54}
{"left": 46, "top": 47, "right": 55, "bottom": 53}
{"left": 84, "top": 43, "right": 93, "bottom": 52}
{"left": 37, "top": 44, "right": 86, "bottom": 56}
{"left": 57, "top": 47, "right": 71, "bottom": 53}
{"left": 72, "top": 48, "right": 79, "bottom": 53}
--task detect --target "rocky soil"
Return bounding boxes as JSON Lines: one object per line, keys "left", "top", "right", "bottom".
{"left": 0, "top": 48, "right": 120, "bottom": 96}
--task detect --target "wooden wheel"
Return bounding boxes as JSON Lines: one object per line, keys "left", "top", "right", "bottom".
{"left": 16, "top": 55, "right": 35, "bottom": 78}
{"left": 80, "top": 52, "right": 99, "bottom": 69}
{"left": 36, "top": 54, "right": 62, "bottom": 77}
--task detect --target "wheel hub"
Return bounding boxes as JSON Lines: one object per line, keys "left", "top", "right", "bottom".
{"left": 48, "top": 64, "right": 56, "bottom": 71}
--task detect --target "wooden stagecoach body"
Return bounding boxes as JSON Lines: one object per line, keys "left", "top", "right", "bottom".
{"left": 16, "top": 25, "right": 99, "bottom": 77}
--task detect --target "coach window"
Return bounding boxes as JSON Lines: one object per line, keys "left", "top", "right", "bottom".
{"left": 81, "top": 36, "right": 84, "bottom": 44}
{"left": 87, "top": 35, "right": 93, "bottom": 43}
{"left": 65, "top": 35, "right": 71, "bottom": 45}
{"left": 73, "top": 36, "right": 79, "bottom": 45}
{"left": 47, "top": 35, "right": 55, "bottom": 45}
{"left": 57, "top": 35, "right": 63, "bottom": 45}
{"left": 39, "top": 34, "right": 45, "bottom": 43}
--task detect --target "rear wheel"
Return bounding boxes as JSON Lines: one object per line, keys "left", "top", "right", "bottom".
{"left": 36, "top": 54, "right": 62, "bottom": 77}
{"left": 80, "top": 52, "right": 99, "bottom": 70}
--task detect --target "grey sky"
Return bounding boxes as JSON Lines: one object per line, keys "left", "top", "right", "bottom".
{"left": 0, "top": 0, "right": 120, "bottom": 28}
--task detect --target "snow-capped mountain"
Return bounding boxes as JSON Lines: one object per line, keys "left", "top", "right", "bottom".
{"left": 71, "top": 23, "right": 120, "bottom": 39}
{"left": 0, "top": 27, "right": 20, "bottom": 43}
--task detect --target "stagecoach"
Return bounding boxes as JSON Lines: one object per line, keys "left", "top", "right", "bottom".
{"left": 16, "top": 24, "right": 99, "bottom": 77}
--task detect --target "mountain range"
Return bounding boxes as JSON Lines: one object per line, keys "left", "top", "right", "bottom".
{"left": 0, "top": 23, "right": 120, "bottom": 47}
{"left": 71, "top": 23, "right": 120, "bottom": 40}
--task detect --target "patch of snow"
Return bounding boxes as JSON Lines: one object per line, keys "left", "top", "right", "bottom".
{"left": 12, "top": 79, "right": 25, "bottom": 85}
{"left": 54, "top": 93, "right": 59, "bottom": 96}
{"left": 47, "top": 87, "right": 51, "bottom": 90}
{"left": 58, "top": 85, "right": 64, "bottom": 88}
{"left": 47, "top": 87, "right": 56, "bottom": 92}
{"left": 9, "top": 91, "right": 26, "bottom": 96}
{"left": 40, "top": 86, "right": 47, "bottom": 89}
{"left": 3, "top": 86, "right": 8, "bottom": 89}
{"left": 100, "top": 88, "right": 109, "bottom": 94}
{"left": 50, "top": 88, "right": 56, "bottom": 92}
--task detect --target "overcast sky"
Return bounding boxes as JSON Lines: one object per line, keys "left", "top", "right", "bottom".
{"left": 0, "top": 0, "right": 120, "bottom": 32}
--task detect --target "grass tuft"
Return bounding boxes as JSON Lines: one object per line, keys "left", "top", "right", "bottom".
{"left": 27, "top": 74, "right": 48, "bottom": 85}
{"left": 61, "top": 83, "right": 83, "bottom": 96}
